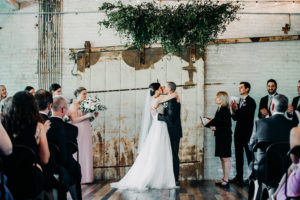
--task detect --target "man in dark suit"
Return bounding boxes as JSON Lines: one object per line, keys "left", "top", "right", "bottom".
{"left": 258, "top": 79, "right": 278, "bottom": 119}
{"left": 249, "top": 95, "right": 297, "bottom": 179}
{"left": 230, "top": 82, "right": 256, "bottom": 185}
{"left": 47, "top": 96, "right": 82, "bottom": 200}
{"left": 34, "top": 89, "right": 55, "bottom": 192}
{"left": 35, "top": 89, "right": 53, "bottom": 122}
{"left": 287, "top": 80, "right": 300, "bottom": 125}
{"left": 158, "top": 82, "right": 182, "bottom": 184}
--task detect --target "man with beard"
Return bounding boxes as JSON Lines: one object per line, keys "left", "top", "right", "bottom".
{"left": 258, "top": 79, "right": 278, "bottom": 119}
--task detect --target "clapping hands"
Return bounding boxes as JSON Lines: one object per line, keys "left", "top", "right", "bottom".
{"left": 287, "top": 104, "right": 294, "bottom": 114}
{"left": 231, "top": 100, "right": 238, "bottom": 112}
{"left": 260, "top": 108, "right": 269, "bottom": 116}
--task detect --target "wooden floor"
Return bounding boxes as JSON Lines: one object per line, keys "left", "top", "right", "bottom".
{"left": 72, "top": 180, "right": 249, "bottom": 200}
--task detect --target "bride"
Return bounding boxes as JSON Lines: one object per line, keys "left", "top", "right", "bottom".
{"left": 111, "top": 82, "right": 179, "bottom": 190}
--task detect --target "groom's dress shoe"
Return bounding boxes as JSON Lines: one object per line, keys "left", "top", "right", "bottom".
{"left": 229, "top": 176, "right": 243, "bottom": 183}
{"left": 229, "top": 177, "right": 247, "bottom": 186}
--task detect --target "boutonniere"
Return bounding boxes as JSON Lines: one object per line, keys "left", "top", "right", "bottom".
{"left": 63, "top": 115, "right": 70, "bottom": 122}
{"left": 163, "top": 102, "right": 168, "bottom": 108}
{"left": 242, "top": 99, "right": 247, "bottom": 106}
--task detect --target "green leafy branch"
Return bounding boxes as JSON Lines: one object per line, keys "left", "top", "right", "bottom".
{"left": 99, "top": 1, "right": 241, "bottom": 55}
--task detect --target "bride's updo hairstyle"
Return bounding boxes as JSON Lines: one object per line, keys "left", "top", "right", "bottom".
{"left": 149, "top": 83, "right": 160, "bottom": 96}
{"left": 74, "top": 87, "right": 86, "bottom": 97}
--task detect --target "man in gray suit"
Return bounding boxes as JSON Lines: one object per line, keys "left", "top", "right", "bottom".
{"left": 249, "top": 95, "right": 297, "bottom": 179}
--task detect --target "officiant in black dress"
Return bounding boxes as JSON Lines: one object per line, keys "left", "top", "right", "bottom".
{"left": 205, "top": 91, "right": 232, "bottom": 188}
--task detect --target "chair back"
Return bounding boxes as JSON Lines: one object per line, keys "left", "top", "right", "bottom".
{"left": 253, "top": 141, "right": 273, "bottom": 152}
{"left": 264, "top": 142, "right": 290, "bottom": 188}
{"left": 3, "top": 145, "right": 43, "bottom": 199}
{"left": 4, "top": 145, "right": 37, "bottom": 171}
{"left": 67, "top": 141, "right": 79, "bottom": 161}
{"left": 49, "top": 142, "right": 60, "bottom": 164}
{"left": 250, "top": 141, "right": 273, "bottom": 180}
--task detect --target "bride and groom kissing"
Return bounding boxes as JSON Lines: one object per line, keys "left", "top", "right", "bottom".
{"left": 111, "top": 81, "right": 182, "bottom": 190}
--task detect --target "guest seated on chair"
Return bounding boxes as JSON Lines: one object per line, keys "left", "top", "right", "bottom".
{"left": 35, "top": 89, "right": 53, "bottom": 122}
{"left": 248, "top": 95, "right": 297, "bottom": 181}
{"left": 49, "top": 83, "right": 62, "bottom": 97}
{"left": 35, "top": 89, "right": 59, "bottom": 193}
{"left": 0, "top": 85, "right": 7, "bottom": 112}
{"left": 0, "top": 97, "right": 12, "bottom": 122}
{"left": 272, "top": 127, "right": 300, "bottom": 200}
{"left": 47, "top": 96, "right": 82, "bottom": 200}
{"left": 2, "top": 91, "right": 50, "bottom": 199}
{"left": 24, "top": 86, "right": 35, "bottom": 95}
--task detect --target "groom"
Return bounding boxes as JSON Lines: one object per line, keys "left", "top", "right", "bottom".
{"left": 158, "top": 81, "right": 182, "bottom": 183}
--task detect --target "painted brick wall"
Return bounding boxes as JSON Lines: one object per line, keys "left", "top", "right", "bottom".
{"left": 0, "top": 5, "right": 39, "bottom": 94}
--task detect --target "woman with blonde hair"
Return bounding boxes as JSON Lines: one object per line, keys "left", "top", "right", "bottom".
{"left": 204, "top": 91, "right": 232, "bottom": 188}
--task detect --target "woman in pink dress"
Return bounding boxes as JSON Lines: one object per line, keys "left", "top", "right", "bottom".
{"left": 68, "top": 87, "right": 97, "bottom": 184}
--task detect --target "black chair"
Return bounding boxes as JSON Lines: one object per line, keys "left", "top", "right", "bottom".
{"left": 49, "top": 143, "right": 60, "bottom": 163}
{"left": 66, "top": 141, "right": 81, "bottom": 200}
{"left": 47, "top": 142, "right": 69, "bottom": 200}
{"left": 49, "top": 142, "right": 81, "bottom": 200}
{"left": 264, "top": 142, "right": 291, "bottom": 187}
{"left": 3, "top": 145, "right": 44, "bottom": 200}
{"left": 249, "top": 141, "right": 273, "bottom": 200}
{"left": 248, "top": 141, "right": 290, "bottom": 200}
{"left": 67, "top": 141, "right": 79, "bottom": 161}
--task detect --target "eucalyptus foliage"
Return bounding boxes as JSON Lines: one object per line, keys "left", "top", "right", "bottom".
{"left": 99, "top": 1, "right": 240, "bottom": 55}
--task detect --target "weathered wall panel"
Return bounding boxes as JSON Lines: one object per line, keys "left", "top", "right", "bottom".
{"left": 77, "top": 50, "right": 205, "bottom": 180}
{"left": 119, "top": 91, "right": 136, "bottom": 166}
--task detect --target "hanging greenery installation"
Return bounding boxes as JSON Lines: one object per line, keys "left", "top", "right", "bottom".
{"left": 98, "top": 1, "right": 241, "bottom": 55}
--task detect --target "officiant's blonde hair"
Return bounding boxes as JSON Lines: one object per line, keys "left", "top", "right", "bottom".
{"left": 216, "top": 91, "right": 229, "bottom": 108}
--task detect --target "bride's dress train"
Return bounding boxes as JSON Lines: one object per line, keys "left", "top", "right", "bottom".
{"left": 111, "top": 101, "right": 176, "bottom": 190}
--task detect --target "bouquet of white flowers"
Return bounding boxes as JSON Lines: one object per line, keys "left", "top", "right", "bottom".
{"left": 80, "top": 96, "right": 107, "bottom": 114}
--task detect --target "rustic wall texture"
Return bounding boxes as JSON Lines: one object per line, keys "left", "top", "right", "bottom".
{"left": 1, "top": 0, "right": 300, "bottom": 180}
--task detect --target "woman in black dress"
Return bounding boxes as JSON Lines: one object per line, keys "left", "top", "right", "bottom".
{"left": 205, "top": 91, "right": 232, "bottom": 188}
{"left": 2, "top": 91, "right": 50, "bottom": 198}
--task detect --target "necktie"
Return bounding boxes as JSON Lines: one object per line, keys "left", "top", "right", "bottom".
{"left": 268, "top": 95, "right": 273, "bottom": 109}
{"left": 239, "top": 98, "right": 244, "bottom": 108}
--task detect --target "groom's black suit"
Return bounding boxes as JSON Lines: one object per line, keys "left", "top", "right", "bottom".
{"left": 158, "top": 98, "right": 182, "bottom": 182}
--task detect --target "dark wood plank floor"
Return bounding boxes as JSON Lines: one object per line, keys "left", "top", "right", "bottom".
{"left": 70, "top": 180, "right": 249, "bottom": 200}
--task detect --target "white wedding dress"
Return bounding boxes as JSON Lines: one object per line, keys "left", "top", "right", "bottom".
{"left": 111, "top": 98, "right": 176, "bottom": 190}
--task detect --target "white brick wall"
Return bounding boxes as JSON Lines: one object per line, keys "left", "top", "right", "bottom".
{"left": 0, "top": 4, "right": 39, "bottom": 94}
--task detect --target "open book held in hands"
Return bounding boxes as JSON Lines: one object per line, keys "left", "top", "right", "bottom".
{"left": 200, "top": 116, "right": 210, "bottom": 127}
